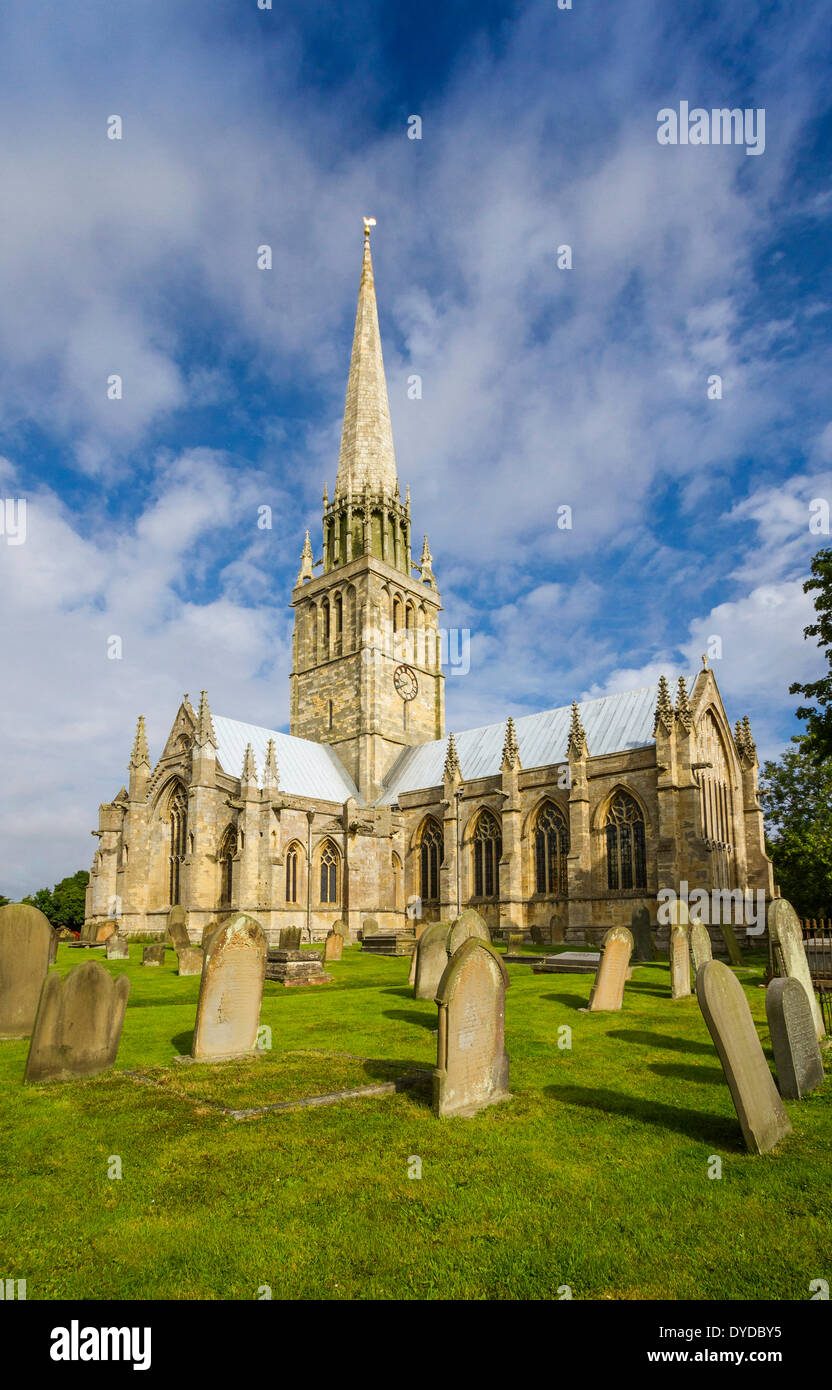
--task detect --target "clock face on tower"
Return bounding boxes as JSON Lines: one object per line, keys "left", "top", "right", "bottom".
{"left": 393, "top": 664, "right": 418, "bottom": 701}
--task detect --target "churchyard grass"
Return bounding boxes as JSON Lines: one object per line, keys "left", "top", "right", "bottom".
{"left": 0, "top": 943, "right": 829, "bottom": 1300}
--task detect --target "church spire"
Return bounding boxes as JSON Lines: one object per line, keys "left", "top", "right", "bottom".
{"left": 195, "top": 690, "right": 217, "bottom": 748}
{"left": 334, "top": 220, "right": 398, "bottom": 499}
{"left": 129, "top": 715, "right": 150, "bottom": 769}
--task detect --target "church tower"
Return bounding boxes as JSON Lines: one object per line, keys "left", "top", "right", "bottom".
{"left": 289, "top": 222, "right": 445, "bottom": 801}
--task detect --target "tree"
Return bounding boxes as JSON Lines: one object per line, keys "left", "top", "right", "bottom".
{"left": 790, "top": 547, "right": 832, "bottom": 763}
{"left": 759, "top": 738, "right": 832, "bottom": 918}
{"left": 0, "top": 894, "right": 10, "bottom": 908}
{"left": 22, "top": 871, "right": 89, "bottom": 931}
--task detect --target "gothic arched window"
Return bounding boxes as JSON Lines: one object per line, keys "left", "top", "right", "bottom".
{"left": 605, "top": 791, "right": 646, "bottom": 892}
{"left": 168, "top": 785, "right": 187, "bottom": 907}
{"left": 320, "top": 840, "right": 339, "bottom": 904}
{"left": 695, "top": 712, "right": 733, "bottom": 846}
{"left": 285, "top": 843, "right": 301, "bottom": 904}
{"left": 534, "top": 801, "right": 569, "bottom": 896}
{"left": 473, "top": 809, "right": 502, "bottom": 899}
{"left": 219, "top": 825, "right": 237, "bottom": 908}
{"left": 419, "top": 818, "right": 444, "bottom": 903}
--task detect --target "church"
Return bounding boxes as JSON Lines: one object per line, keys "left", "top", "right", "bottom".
{"left": 84, "top": 224, "right": 774, "bottom": 945}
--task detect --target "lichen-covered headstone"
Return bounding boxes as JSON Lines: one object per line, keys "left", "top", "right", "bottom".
{"left": 361, "top": 917, "right": 379, "bottom": 938}
{"left": 0, "top": 902, "right": 55, "bottom": 1038}
{"left": 142, "top": 944, "right": 166, "bottom": 967}
{"left": 278, "top": 926, "right": 302, "bottom": 951}
{"left": 412, "top": 921, "right": 453, "bottom": 999}
{"left": 689, "top": 920, "right": 713, "bottom": 975}
{"left": 768, "top": 899, "right": 825, "bottom": 1041}
{"left": 177, "top": 946, "right": 203, "bottom": 977}
{"left": 167, "top": 906, "right": 190, "bottom": 951}
{"left": 668, "top": 901, "right": 691, "bottom": 999}
{"left": 447, "top": 908, "right": 491, "bottom": 957}
{"left": 433, "top": 938, "right": 511, "bottom": 1118}
{"left": 588, "top": 926, "right": 633, "bottom": 1012}
{"left": 696, "top": 960, "right": 791, "bottom": 1154}
{"left": 765, "top": 976, "right": 825, "bottom": 1100}
{"left": 324, "top": 929, "right": 343, "bottom": 962}
{"left": 631, "top": 905, "right": 653, "bottom": 962}
{"left": 192, "top": 913, "right": 267, "bottom": 1061}
{"left": 24, "top": 960, "right": 130, "bottom": 1084}
{"left": 106, "top": 934, "right": 129, "bottom": 961}
{"left": 331, "top": 919, "right": 348, "bottom": 939}
{"left": 718, "top": 919, "right": 744, "bottom": 968}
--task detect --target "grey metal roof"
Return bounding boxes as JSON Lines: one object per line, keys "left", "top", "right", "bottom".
{"left": 375, "top": 682, "right": 691, "bottom": 806}
{"left": 213, "top": 716, "right": 361, "bottom": 804}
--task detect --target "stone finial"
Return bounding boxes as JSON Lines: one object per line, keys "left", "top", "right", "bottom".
{"left": 443, "top": 731, "right": 461, "bottom": 783}
{"left": 418, "top": 533, "right": 436, "bottom": 587}
{"left": 296, "top": 529, "right": 314, "bottom": 585}
{"left": 195, "top": 690, "right": 217, "bottom": 749}
{"left": 735, "top": 715, "right": 757, "bottom": 767}
{"left": 501, "top": 716, "right": 521, "bottom": 772}
{"left": 653, "top": 675, "right": 675, "bottom": 736}
{"left": 323, "top": 482, "right": 329, "bottom": 509}
{"left": 263, "top": 738, "right": 279, "bottom": 791}
{"left": 675, "top": 676, "right": 693, "bottom": 732}
{"left": 567, "top": 701, "right": 587, "bottom": 759}
{"left": 241, "top": 743, "right": 258, "bottom": 786}
{"left": 129, "top": 715, "right": 150, "bottom": 769}
{"left": 741, "top": 715, "right": 756, "bottom": 759}
{"left": 183, "top": 693, "right": 196, "bottom": 718}
{"left": 405, "top": 483, "right": 411, "bottom": 512}
{"left": 701, "top": 653, "right": 709, "bottom": 671}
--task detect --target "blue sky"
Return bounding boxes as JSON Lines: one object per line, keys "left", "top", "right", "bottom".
{"left": 1, "top": 0, "right": 831, "bottom": 896}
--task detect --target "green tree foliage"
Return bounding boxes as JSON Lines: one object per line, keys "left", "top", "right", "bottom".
{"left": 759, "top": 739, "right": 832, "bottom": 918}
{"left": 22, "top": 871, "right": 89, "bottom": 931}
{"left": 790, "top": 547, "right": 832, "bottom": 763}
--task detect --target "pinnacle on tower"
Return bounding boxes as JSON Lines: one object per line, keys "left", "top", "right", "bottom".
{"left": 653, "top": 676, "right": 675, "bottom": 736}
{"left": 334, "top": 221, "right": 398, "bottom": 499}
{"left": 418, "top": 533, "right": 436, "bottom": 587}
{"left": 740, "top": 715, "right": 757, "bottom": 762}
{"left": 129, "top": 715, "right": 150, "bottom": 768}
{"left": 443, "top": 731, "right": 461, "bottom": 782}
{"left": 567, "top": 701, "right": 587, "bottom": 759}
{"left": 501, "top": 716, "right": 521, "bottom": 771}
{"left": 240, "top": 743, "right": 257, "bottom": 786}
{"left": 263, "top": 738, "right": 279, "bottom": 790}
{"left": 195, "top": 690, "right": 217, "bottom": 748}
{"left": 675, "top": 676, "right": 693, "bottom": 732}
{"left": 296, "top": 529, "right": 314, "bottom": 585}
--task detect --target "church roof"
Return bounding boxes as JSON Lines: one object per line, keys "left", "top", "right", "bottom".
{"left": 212, "top": 716, "right": 362, "bottom": 804}
{"left": 374, "top": 682, "right": 691, "bottom": 805}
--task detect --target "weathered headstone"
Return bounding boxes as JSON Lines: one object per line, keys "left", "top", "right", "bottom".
{"left": 48, "top": 929, "right": 59, "bottom": 966}
{"left": 324, "top": 929, "right": 343, "bottom": 962}
{"left": 765, "top": 976, "right": 825, "bottom": 1100}
{"left": 412, "top": 921, "right": 453, "bottom": 1000}
{"left": 0, "top": 902, "right": 55, "bottom": 1038}
{"left": 696, "top": 960, "right": 791, "bottom": 1154}
{"left": 142, "top": 943, "right": 166, "bottom": 966}
{"left": 265, "top": 949, "right": 331, "bottom": 986}
{"left": 588, "top": 926, "right": 633, "bottom": 1012}
{"left": 689, "top": 920, "right": 713, "bottom": 975}
{"left": 24, "top": 960, "right": 130, "bottom": 1084}
{"left": 278, "top": 926, "right": 302, "bottom": 951}
{"left": 331, "top": 919, "right": 348, "bottom": 939}
{"left": 447, "top": 908, "right": 491, "bottom": 957}
{"left": 768, "top": 899, "right": 825, "bottom": 1041}
{"left": 718, "top": 919, "right": 744, "bottom": 968}
{"left": 192, "top": 913, "right": 267, "bottom": 1060}
{"left": 106, "top": 934, "right": 129, "bottom": 961}
{"left": 167, "top": 906, "right": 190, "bottom": 951}
{"left": 631, "top": 905, "right": 653, "bottom": 962}
{"left": 668, "top": 902, "right": 691, "bottom": 999}
{"left": 361, "top": 917, "right": 379, "bottom": 938}
{"left": 177, "top": 947, "right": 203, "bottom": 977}
{"left": 530, "top": 925, "right": 543, "bottom": 946}
{"left": 433, "top": 938, "right": 511, "bottom": 1118}
{"left": 95, "top": 920, "right": 117, "bottom": 945}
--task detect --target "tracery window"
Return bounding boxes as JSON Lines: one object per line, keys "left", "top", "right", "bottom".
{"left": 605, "top": 792, "right": 646, "bottom": 892}
{"left": 168, "top": 785, "right": 187, "bottom": 907}
{"left": 695, "top": 712, "right": 733, "bottom": 846}
{"left": 419, "top": 818, "right": 444, "bottom": 902}
{"left": 320, "top": 840, "right": 339, "bottom": 904}
{"left": 473, "top": 810, "right": 502, "bottom": 899}
{"left": 219, "top": 826, "right": 237, "bottom": 908}
{"left": 286, "top": 844, "right": 300, "bottom": 904}
{"left": 534, "top": 801, "right": 569, "bottom": 896}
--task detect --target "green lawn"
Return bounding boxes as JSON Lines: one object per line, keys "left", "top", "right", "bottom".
{"left": 0, "top": 943, "right": 829, "bottom": 1301}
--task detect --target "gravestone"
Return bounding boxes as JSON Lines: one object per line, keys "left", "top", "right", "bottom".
{"left": 177, "top": 947, "right": 203, "bottom": 977}
{"left": 689, "top": 921, "right": 713, "bottom": 975}
{"left": 265, "top": 949, "right": 331, "bottom": 986}
{"left": 696, "top": 959, "right": 791, "bottom": 1154}
{"left": 413, "top": 921, "right": 453, "bottom": 1000}
{"left": 324, "top": 929, "right": 343, "bottom": 962}
{"left": 668, "top": 902, "right": 691, "bottom": 999}
{"left": 24, "top": 959, "right": 130, "bottom": 1084}
{"left": 433, "top": 938, "right": 511, "bottom": 1118}
{"left": 96, "top": 920, "right": 117, "bottom": 945}
{"left": 361, "top": 917, "right": 379, "bottom": 938}
{"left": 768, "top": 899, "right": 825, "bottom": 1041}
{"left": 278, "top": 926, "right": 302, "bottom": 951}
{"left": 106, "top": 934, "right": 129, "bottom": 961}
{"left": 530, "top": 925, "right": 543, "bottom": 945}
{"left": 142, "top": 944, "right": 166, "bottom": 967}
{"left": 331, "top": 919, "right": 348, "bottom": 939}
{"left": 588, "top": 926, "right": 633, "bottom": 1012}
{"left": 765, "top": 976, "right": 825, "bottom": 1100}
{"left": 549, "top": 912, "right": 565, "bottom": 944}
{"left": 630, "top": 905, "right": 653, "bottom": 963}
{"left": 48, "top": 929, "right": 59, "bottom": 966}
{"left": 447, "top": 908, "right": 490, "bottom": 957}
{"left": 718, "top": 919, "right": 744, "bottom": 968}
{"left": 192, "top": 913, "right": 267, "bottom": 1060}
{"left": 167, "top": 906, "right": 190, "bottom": 951}
{"left": 0, "top": 902, "right": 55, "bottom": 1038}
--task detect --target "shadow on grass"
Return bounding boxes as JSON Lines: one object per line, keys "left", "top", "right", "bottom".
{"left": 381, "top": 987, "right": 415, "bottom": 998}
{"left": 171, "top": 1031, "right": 194, "bottom": 1053}
{"left": 648, "top": 1062, "right": 725, "bottom": 1085}
{"left": 383, "top": 1009, "right": 437, "bottom": 1031}
{"left": 539, "top": 993, "right": 589, "bottom": 1010}
{"left": 544, "top": 1082, "right": 741, "bottom": 1149}
{"left": 608, "top": 1029, "right": 714, "bottom": 1056}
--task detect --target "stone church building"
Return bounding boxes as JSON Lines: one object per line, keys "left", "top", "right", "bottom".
{"left": 85, "top": 225, "right": 774, "bottom": 944}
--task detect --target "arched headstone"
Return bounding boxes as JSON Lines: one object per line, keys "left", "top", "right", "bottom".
{"left": 433, "top": 938, "right": 511, "bottom": 1118}
{"left": 630, "top": 905, "right": 653, "bottom": 962}
{"left": 689, "top": 921, "right": 713, "bottom": 974}
{"left": 668, "top": 902, "right": 691, "bottom": 999}
{"left": 588, "top": 926, "right": 633, "bottom": 1012}
{"left": 192, "top": 913, "right": 267, "bottom": 1061}
{"left": 412, "top": 921, "right": 453, "bottom": 999}
{"left": 447, "top": 908, "right": 490, "bottom": 957}
{"left": 765, "top": 976, "right": 824, "bottom": 1100}
{"left": 696, "top": 959, "right": 791, "bottom": 1154}
{"left": 167, "top": 906, "right": 190, "bottom": 951}
{"left": 0, "top": 903, "right": 55, "bottom": 1039}
{"left": 324, "top": 929, "right": 343, "bottom": 962}
{"left": 768, "top": 899, "right": 825, "bottom": 1040}
{"left": 24, "top": 960, "right": 130, "bottom": 1084}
